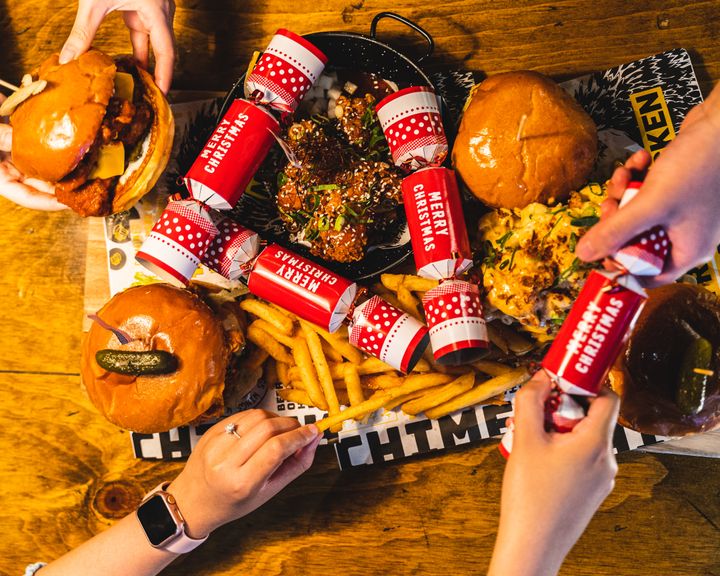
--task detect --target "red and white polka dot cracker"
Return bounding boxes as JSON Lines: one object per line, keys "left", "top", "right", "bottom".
{"left": 201, "top": 217, "right": 260, "bottom": 280}
{"left": 421, "top": 280, "right": 488, "bottom": 365}
{"left": 245, "top": 29, "right": 327, "bottom": 114}
{"left": 375, "top": 86, "right": 448, "bottom": 171}
{"left": 136, "top": 201, "right": 218, "bottom": 286}
{"left": 611, "top": 180, "right": 670, "bottom": 276}
{"left": 349, "top": 295, "right": 429, "bottom": 373}
{"left": 613, "top": 225, "right": 670, "bottom": 276}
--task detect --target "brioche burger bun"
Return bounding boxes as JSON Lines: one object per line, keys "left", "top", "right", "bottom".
{"left": 609, "top": 283, "right": 720, "bottom": 437}
{"left": 452, "top": 71, "right": 597, "bottom": 209}
{"left": 81, "top": 283, "right": 257, "bottom": 434}
{"left": 10, "top": 49, "right": 173, "bottom": 217}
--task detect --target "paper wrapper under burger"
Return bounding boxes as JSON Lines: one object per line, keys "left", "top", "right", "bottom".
{"left": 247, "top": 244, "right": 356, "bottom": 333}
{"left": 349, "top": 295, "right": 429, "bottom": 373}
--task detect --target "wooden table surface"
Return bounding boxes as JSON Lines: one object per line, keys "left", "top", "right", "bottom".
{"left": 2, "top": 1, "right": 720, "bottom": 575}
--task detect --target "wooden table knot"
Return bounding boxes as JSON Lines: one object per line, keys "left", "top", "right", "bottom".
{"left": 92, "top": 480, "right": 145, "bottom": 520}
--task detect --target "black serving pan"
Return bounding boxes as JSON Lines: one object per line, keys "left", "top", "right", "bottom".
{"left": 219, "top": 13, "right": 437, "bottom": 281}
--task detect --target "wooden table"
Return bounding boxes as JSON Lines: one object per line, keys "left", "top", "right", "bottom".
{"left": 2, "top": 1, "right": 720, "bottom": 574}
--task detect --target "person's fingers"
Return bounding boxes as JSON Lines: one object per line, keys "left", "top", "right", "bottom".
{"left": 262, "top": 434, "right": 321, "bottom": 496}
{"left": 60, "top": 1, "right": 109, "bottom": 64}
{"left": 207, "top": 408, "right": 276, "bottom": 441}
{"left": 228, "top": 415, "right": 303, "bottom": 466}
{"left": 241, "top": 425, "right": 320, "bottom": 488}
{"left": 607, "top": 166, "right": 631, "bottom": 201}
{"left": 128, "top": 25, "right": 150, "bottom": 69}
{"left": 23, "top": 177, "right": 57, "bottom": 195}
{"left": 0, "top": 175, "right": 66, "bottom": 211}
{"left": 574, "top": 387, "right": 619, "bottom": 443}
{"left": 0, "top": 125, "right": 11, "bottom": 152}
{"left": 575, "top": 194, "right": 664, "bottom": 262}
{"left": 146, "top": 7, "right": 175, "bottom": 93}
{"left": 599, "top": 197, "right": 618, "bottom": 219}
{"left": 512, "top": 371, "right": 552, "bottom": 444}
{"left": 622, "top": 149, "right": 652, "bottom": 173}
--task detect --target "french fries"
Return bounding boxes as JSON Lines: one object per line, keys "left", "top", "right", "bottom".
{"left": 292, "top": 339, "right": 328, "bottom": 410}
{"left": 424, "top": 367, "right": 530, "bottom": 420}
{"left": 247, "top": 323, "right": 294, "bottom": 364}
{"left": 240, "top": 299, "right": 294, "bottom": 335}
{"left": 236, "top": 270, "right": 536, "bottom": 435}
{"left": 316, "top": 372, "right": 454, "bottom": 432}
{"left": 306, "top": 329, "right": 342, "bottom": 432}
{"left": 402, "top": 371, "right": 476, "bottom": 416}
{"left": 343, "top": 363, "right": 365, "bottom": 411}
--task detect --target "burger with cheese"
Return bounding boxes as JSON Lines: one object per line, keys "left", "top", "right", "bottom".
{"left": 9, "top": 50, "right": 173, "bottom": 216}
{"left": 81, "top": 283, "right": 258, "bottom": 434}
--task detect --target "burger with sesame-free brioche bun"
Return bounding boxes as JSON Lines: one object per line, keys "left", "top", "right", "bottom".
{"left": 9, "top": 49, "right": 173, "bottom": 217}
{"left": 452, "top": 71, "right": 597, "bottom": 209}
{"left": 82, "top": 283, "right": 257, "bottom": 434}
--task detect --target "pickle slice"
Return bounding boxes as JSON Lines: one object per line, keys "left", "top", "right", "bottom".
{"left": 676, "top": 337, "right": 713, "bottom": 415}
{"left": 96, "top": 349, "right": 178, "bottom": 376}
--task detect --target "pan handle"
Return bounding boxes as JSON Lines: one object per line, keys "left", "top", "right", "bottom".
{"left": 370, "top": 12, "right": 434, "bottom": 62}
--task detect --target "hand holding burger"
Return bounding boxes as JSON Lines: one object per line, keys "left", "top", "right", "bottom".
{"left": 0, "top": 96, "right": 67, "bottom": 211}
{"left": 60, "top": 0, "right": 176, "bottom": 94}
{"left": 3, "top": 49, "right": 173, "bottom": 216}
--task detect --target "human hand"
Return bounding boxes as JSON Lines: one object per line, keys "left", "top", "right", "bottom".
{"left": 166, "top": 410, "right": 321, "bottom": 538}
{"left": 576, "top": 85, "right": 720, "bottom": 285}
{"left": 0, "top": 98, "right": 66, "bottom": 211}
{"left": 60, "top": 0, "right": 176, "bottom": 93}
{"left": 488, "top": 372, "right": 619, "bottom": 576}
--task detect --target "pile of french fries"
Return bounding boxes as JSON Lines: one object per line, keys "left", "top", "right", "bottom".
{"left": 239, "top": 273, "right": 533, "bottom": 433}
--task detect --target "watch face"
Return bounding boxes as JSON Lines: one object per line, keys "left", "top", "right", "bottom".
{"left": 137, "top": 494, "right": 179, "bottom": 546}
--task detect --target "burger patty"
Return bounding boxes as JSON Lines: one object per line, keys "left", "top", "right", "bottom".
{"left": 55, "top": 69, "right": 154, "bottom": 216}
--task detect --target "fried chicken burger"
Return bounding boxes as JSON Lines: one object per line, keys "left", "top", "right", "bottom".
{"left": 10, "top": 50, "right": 173, "bottom": 216}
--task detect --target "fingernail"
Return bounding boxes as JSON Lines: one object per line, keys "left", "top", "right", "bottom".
{"left": 575, "top": 238, "right": 596, "bottom": 261}
{"left": 59, "top": 47, "right": 76, "bottom": 64}
{"left": 303, "top": 424, "right": 319, "bottom": 440}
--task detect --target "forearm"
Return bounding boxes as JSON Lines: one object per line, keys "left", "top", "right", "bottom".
{"left": 38, "top": 513, "right": 179, "bottom": 576}
{"left": 487, "top": 516, "right": 568, "bottom": 576}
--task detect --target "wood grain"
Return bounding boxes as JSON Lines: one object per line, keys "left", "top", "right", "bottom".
{"left": 0, "top": 1, "right": 718, "bottom": 94}
{"left": 1, "top": 1, "right": 720, "bottom": 575}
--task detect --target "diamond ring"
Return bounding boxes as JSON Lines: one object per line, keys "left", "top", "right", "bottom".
{"left": 225, "top": 422, "right": 242, "bottom": 439}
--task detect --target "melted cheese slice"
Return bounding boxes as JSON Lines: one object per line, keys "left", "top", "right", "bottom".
{"left": 89, "top": 142, "right": 125, "bottom": 179}
{"left": 114, "top": 72, "right": 135, "bottom": 101}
